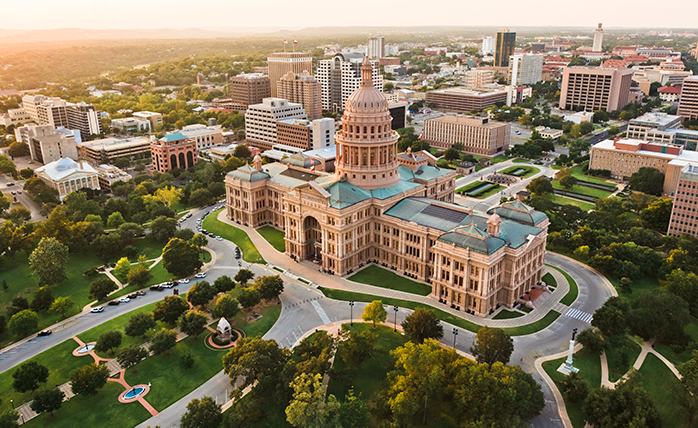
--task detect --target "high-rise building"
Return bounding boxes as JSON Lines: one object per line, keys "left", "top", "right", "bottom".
{"left": 423, "top": 115, "right": 510, "bottom": 155}
{"left": 21, "top": 95, "right": 102, "bottom": 140}
{"left": 560, "top": 67, "right": 633, "bottom": 112}
{"left": 278, "top": 71, "right": 322, "bottom": 120}
{"left": 67, "top": 102, "right": 103, "bottom": 138}
{"left": 460, "top": 70, "right": 495, "bottom": 89}
{"left": 368, "top": 36, "right": 385, "bottom": 59}
{"left": 508, "top": 54, "right": 544, "bottom": 86}
{"left": 267, "top": 52, "right": 313, "bottom": 98}
{"left": 276, "top": 117, "right": 335, "bottom": 150}
{"left": 150, "top": 133, "right": 198, "bottom": 173}
{"left": 678, "top": 76, "right": 698, "bottom": 122}
{"left": 244, "top": 98, "right": 307, "bottom": 150}
{"left": 15, "top": 124, "right": 80, "bottom": 164}
{"left": 425, "top": 87, "right": 508, "bottom": 112}
{"left": 481, "top": 36, "right": 495, "bottom": 55}
{"left": 668, "top": 163, "right": 698, "bottom": 237}
{"left": 494, "top": 30, "right": 516, "bottom": 67}
{"left": 230, "top": 73, "right": 271, "bottom": 107}
{"left": 593, "top": 23, "right": 604, "bottom": 52}
{"left": 316, "top": 53, "right": 383, "bottom": 112}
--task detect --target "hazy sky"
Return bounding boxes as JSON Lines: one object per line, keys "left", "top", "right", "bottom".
{"left": 5, "top": 0, "right": 698, "bottom": 30}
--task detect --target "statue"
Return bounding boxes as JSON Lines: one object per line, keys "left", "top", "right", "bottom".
{"left": 557, "top": 328, "right": 579, "bottom": 375}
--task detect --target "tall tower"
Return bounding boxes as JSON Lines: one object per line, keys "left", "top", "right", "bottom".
{"left": 593, "top": 23, "right": 604, "bottom": 52}
{"left": 494, "top": 30, "right": 516, "bottom": 68}
{"left": 267, "top": 52, "right": 313, "bottom": 98}
{"left": 335, "top": 58, "right": 399, "bottom": 189}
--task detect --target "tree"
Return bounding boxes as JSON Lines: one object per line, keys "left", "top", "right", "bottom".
{"left": 154, "top": 186, "right": 182, "bottom": 208}
{"left": 593, "top": 110, "right": 609, "bottom": 123}
{"left": 12, "top": 361, "right": 49, "bottom": 393}
{"left": 591, "top": 296, "right": 628, "bottom": 337}
{"left": 187, "top": 280, "right": 218, "bottom": 307}
{"left": 444, "top": 148, "right": 460, "bottom": 161}
{"left": 178, "top": 310, "right": 208, "bottom": 338}
{"left": 337, "top": 388, "right": 369, "bottom": 428}
{"left": 126, "top": 265, "right": 152, "bottom": 288}
{"left": 628, "top": 289, "right": 690, "bottom": 343}
{"left": 235, "top": 269, "right": 255, "bottom": 286}
{"left": 213, "top": 275, "right": 235, "bottom": 293}
{"left": 49, "top": 297, "right": 74, "bottom": 319}
{"left": 237, "top": 287, "right": 261, "bottom": 309}
{"left": 527, "top": 176, "right": 553, "bottom": 196}
{"left": 629, "top": 167, "right": 665, "bottom": 196}
{"left": 641, "top": 197, "right": 673, "bottom": 231}
{"left": 106, "top": 212, "right": 125, "bottom": 229}
{"left": 148, "top": 216, "right": 177, "bottom": 242}
{"left": 285, "top": 372, "right": 340, "bottom": 428}
{"left": 91, "top": 232, "right": 123, "bottom": 262}
{"left": 6, "top": 206, "right": 31, "bottom": 222}
{"left": 113, "top": 256, "right": 132, "bottom": 281}
{"left": 175, "top": 228, "right": 195, "bottom": 242}
{"left": 558, "top": 167, "right": 578, "bottom": 190}
{"left": 191, "top": 233, "right": 208, "bottom": 252}
{"left": 340, "top": 328, "right": 378, "bottom": 369}
{"left": 190, "top": 188, "right": 213, "bottom": 207}
{"left": 125, "top": 312, "right": 156, "bottom": 338}
{"left": 8, "top": 309, "right": 39, "bottom": 337}
{"left": 560, "top": 371, "right": 589, "bottom": 404}
{"left": 577, "top": 328, "right": 604, "bottom": 355}
{"left": 583, "top": 372, "right": 661, "bottom": 428}
{"left": 7, "top": 141, "right": 30, "bottom": 158}
{"left": 90, "top": 278, "right": 117, "bottom": 301}
{"left": 163, "top": 238, "right": 203, "bottom": 278}
{"left": 470, "top": 326, "right": 514, "bottom": 365}
{"left": 666, "top": 269, "right": 698, "bottom": 317}
{"left": 362, "top": 300, "right": 387, "bottom": 328}
{"left": 222, "top": 337, "right": 290, "bottom": 400}
{"left": 30, "top": 287, "right": 54, "bottom": 312}
{"left": 254, "top": 275, "right": 284, "bottom": 301}
{"left": 70, "top": 363, "right": 109, "bottom": 395}
{"left": 180, "top": 351, "right": 195, "bottom": 369}
{"left": 95, "top": 331, "right": 123, "bottom": 355}
{"left": 180, "top": 396, "right": 222, "bottom": 428}
{"left": 116, "top": 345, "right": 149, "bottom": 370}
{"left": 149, "top": 328, "right": 177, "bottom": 355}
{"left": 401, "top": 308, "right": 444, "bottom": 344}
{"left": 211, "top": 294, "right": 240, "bottom": 320}
{"left": 29, "top": 237, "right": 69, "bottom": 286}
{"left": 0, "top": 409, "right": 20, "bottom": 428}
{"left": 153, "top": 296, "right": 189, "bottom": 324}
{"left": 30, "top": 388, "right": 65, "bottom": 417}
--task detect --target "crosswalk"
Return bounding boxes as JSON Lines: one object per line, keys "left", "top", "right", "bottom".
{"left": 565, "top": 308, "right": 593, "bottom": 323}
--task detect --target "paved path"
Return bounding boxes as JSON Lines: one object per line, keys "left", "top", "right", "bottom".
{"left": 599, "top": 339, "right": 682, "bottom": 390}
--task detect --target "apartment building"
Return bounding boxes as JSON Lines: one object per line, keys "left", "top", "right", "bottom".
{"left": 678, "top": 76, "right": 698, "bottom": 122}
{"left": 244, "top": 98, "right": 307, "bottom": 150}
{"left": 423, "top": 115, "right": 510, "bottom": 155}
{"left": 368, "top": 36, "right": 385, "bottom": 59}
{"left": 560, "top": 67, "right": 634, "bottom": 112}
{"left": 229, "top": 73, "right": 271, "bottom": 107}
{"left": 276, "top": 118, "right": 335, "bottom": 151}
{"left": 21, "top": 95, "right": 102, "bottom": 139}
{"left": 317, "top": 52, "right": 383, "bottom": 112}
{"left": 267, "top": 52, "right": 313, "bottom": 97}
{"left": 509, "top": 54, "right": 544, "bottom": 86}
{"left": 278, "top": 71, "right": 322, "bottom": 120}
{"left": 425, "top": 87, "right": 508, "bottom": 112}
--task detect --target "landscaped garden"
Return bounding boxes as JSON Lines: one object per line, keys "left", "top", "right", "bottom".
{"left": 501, "top": 165, "right": 540, "bottom": 178}
{"left": 456, "top": 180, "right": 503, "bottom": 198}
{"left": 347, "top": 265, "right": 431, "bottom": 296}
{"left": 202, "top": 208, "right": 265, "bottom": 264}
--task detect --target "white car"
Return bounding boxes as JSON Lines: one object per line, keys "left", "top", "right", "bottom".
{"left": 216, "top": 236, "right": 223, "bottom": 241}
{"left": 90, "top": 307, "right": 104, "bottom": 313}
{"left": 195, "top": 273, "right": 207, "bottom": 278}
{"left": 118, "top": 297, "right": 130, "bottom": 303}
{"left": 180, "top": 278, "right": 190, "bottom": 284}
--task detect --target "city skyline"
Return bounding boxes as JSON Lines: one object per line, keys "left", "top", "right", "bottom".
{"left": 4, "top": 0, "right": 698, "bottom": 31}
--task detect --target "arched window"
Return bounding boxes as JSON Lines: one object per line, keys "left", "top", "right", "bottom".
{"left": 371, "top": 126, "right": 374, "bottom": 134}
{"left": 363, "top": 126, "right": 367, "bottom": 134}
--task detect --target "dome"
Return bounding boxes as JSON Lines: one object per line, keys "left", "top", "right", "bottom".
{"left": 55, "top": 157, "right": 78, "bottom": 171}
{"left": 344, "top": 57, "right": 389, "bottom": 115}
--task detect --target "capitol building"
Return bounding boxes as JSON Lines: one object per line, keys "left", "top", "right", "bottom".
{"left": 225, "top": 58, "right": 549, "bottom": 317}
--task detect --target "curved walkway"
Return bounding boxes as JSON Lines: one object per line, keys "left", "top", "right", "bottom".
{"left": 600, "top": 339, "right": 682, "bottom": 389}
{"left": 108, "top": 370, "right": 158, "bottom": 416}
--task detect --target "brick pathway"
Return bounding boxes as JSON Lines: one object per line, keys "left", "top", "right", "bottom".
{"left": 108, "top": 370, "right": 158, "bottom": 416}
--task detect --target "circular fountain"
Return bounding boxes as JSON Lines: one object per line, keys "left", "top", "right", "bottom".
{"left": 76, "top": 344, "right": 95, "bottom": 354}
{"left": 122, "top": 387, "right": 146, "bottom": 400}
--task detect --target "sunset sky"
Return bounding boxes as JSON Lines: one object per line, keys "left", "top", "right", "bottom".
{"left": 5, "top": 0, "right": 698, "bottom": 30}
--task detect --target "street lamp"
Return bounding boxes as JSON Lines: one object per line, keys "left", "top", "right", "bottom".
{"left": 452, "top": 328, "right": 458, "bottom": 348}
{"left": 393, "top": 305, "right": 399, "bottom": 332}
{"left": 10, "top": 399, "right": 13, "bottom": 409}
{"left": 349, "top": 300, "right": 355, "bottom": 326}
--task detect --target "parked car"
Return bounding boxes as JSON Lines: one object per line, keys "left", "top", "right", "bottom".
{"left": 37, "top": 330, "right": 52, "bottom": 337}
{"left": 118, "top": 297, "right": 130, "bottom": 303}
{"left": 150, "top": 285, "right": 163, "bottom": 291}
{"left": 179, "top": 278, "right": 190, "bottom": 284}
{"left": 162, "top": 282, "right": 174, "bottom": 288}
{"left": 195, "top": 272, "right": 206, "bottom": 278}
{"left": 128, "top": 293, "right": 138, "bottom": 299}
{"left": 108, "top": 301, "right": 120, "bottom": 306}
{"left": 216, "top": 236, "right": 223, "bottom": 241}
{"left": 136, "top": 290, "right": 146, "bottom": 296}
{"left": 235, "top": 253, "right": 241, "bottom": 260}
{"left": 91, "top": 307, "right": 104, "bottom": 313}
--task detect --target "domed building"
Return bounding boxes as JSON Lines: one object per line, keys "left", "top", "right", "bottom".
{"left": 225, "top": 58, "right": 549, "bottom": 316}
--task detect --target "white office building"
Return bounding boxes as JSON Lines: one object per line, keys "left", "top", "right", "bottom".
{"left": 244, "top": 98, "right": 307, "bottom": 150}
{"left": 317, "top": 53, "right": 383, "bottom": 112}
{"left": 368, "top": 36, "right": 385, "bottom": 59}
{"left": 509, "top": 54, "right": 544, "bottom": 86}
{"left": 482, "top": 37, "right": 495, "bottom": 55}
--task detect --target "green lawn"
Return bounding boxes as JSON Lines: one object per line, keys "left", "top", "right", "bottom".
{"left": 542, "top": 272, "right": 557, "bottom": 287}
{"left": 489, "top": 154, "right": 511, "bottom": 164}
{"left": 0, "top": 340, "right": 94, "bottom": 413}
{"left": 552, "top": 181, "right": 614, "bottom": 198}
{"left": 545, "top": 194, "right": 596, "bottom": 211}
{"left": 202, "top": 209, "right": 265, "bottom": 264}
{"left": 256, "top": 226, "right": 286, "bottom": 253}
{"left": 474, "top": 183, "right": 504, "bottom": 199}
{"left": 542, "top": 349, "right": 602, "bottom": 428}
{"left": 547, "top": 265, "right": 579, "bottom": 306}
{"left": 512, "top": 158, "right": 531, "bottom": 163}
{"left": 456, "top": 180, "right": 491, "bottom": 193}
{"left": 23, "top": 382, "right": 152, "bottom": 428}
{"left": 347, "top": 265, "right": 431, "bottom": 296}
{"left": 492, "top": 309, "right": 525, "bottom": 320}
{"left": 605, "top": 336, "right": 642, "bottom": 382}
{"left": 318, "top": 287, "right": 560, "bottom": 336}
{"left": 638, "top": 353, "right": 684, "bottom": 428}
{"left": 500, "top": 165, "right": 541, "bottom": 178}
{"left": 569, "top": 166, "right": 613, "bottom": 185}
{"left": 230, "top": 304, "right": 282, "bottom": 338}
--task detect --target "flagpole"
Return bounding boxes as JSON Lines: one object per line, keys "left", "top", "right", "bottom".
{"left": 284, "top": 40, "right": 286, "bottom": 53}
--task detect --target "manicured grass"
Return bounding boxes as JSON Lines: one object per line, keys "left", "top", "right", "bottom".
{"left": 94, "top": 262, "right": 174, "bottom": 306}
{"left": 230, "top": 304, "right": 282, "bottom": 338}
{"left": 542, "top": 272, "right": 557, "bottom": 287}
{"left": 492, "top": 309, "right": 525, "bottom": 319}
{"left": 256, "top": 226, "right": 286, "bottom": 253}
{"left": 455, "top": 174, "right": 464, "bottom": 179}
{"left": 0, "top": 340, "right": 94, "bottom": 413}
{"left": 547, "top": 265, "right": 578, "bottom": 306}
{"left": 605, "top": 336, "right": 642, "bottom": 382}
{"left": 456, "top": 180, "right": 490, "bottom": 193}
{"left": 200, "top": 249, "right": 212, "bottom": 264}
{"left": 23, "top": 381, "right": 152, "bottom": 428}
{"left": 127, "top": 238, "right": 164, "bottom": 261}
{"left": 347, "top": 265, "right": 431, "bottom": 296}
{"left": 512, "top": 158, "right": 531, "bottom": 163}
{"left": 474, "top": 183, "right": 504, "bottom": 199}
{"left": 569, "top": 166, "right": 613, "bottom": 185}
{"left": 552, "top": 181, "right": 614, "bottom": 198}
{"left": 202, "top": 209, "right": 265, "bottom": 264}
{"left": 500, "top": 165, "right": 541, "bottom": 178}
{"left": 638, "top": 353, "right": 684, "bottom": 428}
{"left": 545, "top": 194, "right": 596, "bottom": 211}
{"left": 318, "top": 287, "right": 560, "bottom": 336}
{"left": 489, "top": 154, "right": 511, "bottom": 164}
{"left": 542, "top": 348, "right": 602, "bottom": 428}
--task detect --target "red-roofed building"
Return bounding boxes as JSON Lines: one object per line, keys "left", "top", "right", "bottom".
{"left": 659, "top": 58, "right": 686, "bottom": 71}
{"left": 601, "top": 59, "right": 627, "bottom": 69}
{"left": 658, "top": 85, "right": 682, "bottom": 103}
{"left": 625, "top": 55, "right": 650, "bottom": 65}
{"left": 612, "top": 46, "right": 639, "bottom": 57}
{"left": 542, "top": 66, "right": 562, "bottom": 81}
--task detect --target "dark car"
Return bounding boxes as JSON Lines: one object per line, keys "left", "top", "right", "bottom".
{"left": 235, "top": 253, "right": 241, "bottom": 260}
{"left": 37, "top": 330, "right": 52, "bottom": 337}
{"left": 150, "top": 285, "right": 163, "bottom": 291}
{"left": 171, "top": 281, "right": 179, "bottom": 287}
{"left": 128, "top": 293, "right": 138, "bottom": 299}
{"left": 136, "top": 290, "right": 146, "bottom": 296}
{"left": 108, "top": 300, "right": 120, "bottom": 306}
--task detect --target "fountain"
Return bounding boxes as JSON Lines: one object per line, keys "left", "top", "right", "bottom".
{"left": 76, "top": 344, "right": 95, "bottom": 354}
{"left": 123, "top": 387, "right": 146, "bottom": 400}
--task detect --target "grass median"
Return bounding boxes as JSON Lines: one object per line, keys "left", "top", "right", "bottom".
{"left": 547, "top": 265, "right": 579, "bottom": 306}
{"left": 347, "top": 265, "right": 431, "bottom": 296}
{"left": 256, "top": 225, "right": 286, "bottom": 253}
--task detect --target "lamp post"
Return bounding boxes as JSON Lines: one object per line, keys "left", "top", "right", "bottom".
{"left": 393, "top": 305, "right": 399, "bottom": 332}
{"left": 10, "top": 399, "right": 13, "bottom": 409}
{"left": 349, "top": 300, "right": 355, "bottom": 326}
{"left": 453, "top": 328, "right": 458, "bottom": 348}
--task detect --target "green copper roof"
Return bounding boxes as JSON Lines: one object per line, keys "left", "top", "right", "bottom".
{"left": 398, "top": 164, "right": 452, "bottom": 181}
{"left": 325, "top": 179, "right": 421, "bottom": 209}
{"left": 227, "top": 164, "right": 270, "bottom": 182}
{"left": 486, "top": 201, "right": 548, "bottom": 226}
{"left": 160, "top": 132, "right": 187, "bottom": 142}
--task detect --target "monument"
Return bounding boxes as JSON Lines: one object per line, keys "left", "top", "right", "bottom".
{"left": 557, "top": 328, "right": 579, "bottom": 375}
